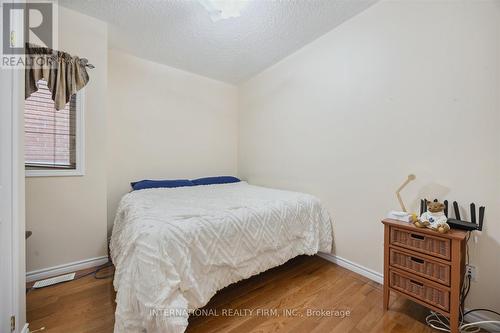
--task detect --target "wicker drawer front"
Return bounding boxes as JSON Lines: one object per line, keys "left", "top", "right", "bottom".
{"left": 390, "top": 249, "right": 450, "bottom": 286}
{"left": 390, "top": 270, "right": 450, "bottom": 311}
{"left": 390, "top": 228, "right": 451, "bottom": 260}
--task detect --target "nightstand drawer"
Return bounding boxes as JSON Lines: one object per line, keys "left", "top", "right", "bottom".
{"left": 390, "top": 248, "right": 451, "bottom": 286}
{"left": 390, "top": 269, "right": 450, "bottom": 312}
{"left": 390, "top": 227, "right": 451, "bottom": 260}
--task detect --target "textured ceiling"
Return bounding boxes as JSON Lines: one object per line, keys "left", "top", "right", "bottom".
{"left": 59, "top": 0, "right": 376, "bottom": 84}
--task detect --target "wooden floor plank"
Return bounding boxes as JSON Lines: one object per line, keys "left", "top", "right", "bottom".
{"left": 27, "top": 255, "right": 452, "bottom": 333}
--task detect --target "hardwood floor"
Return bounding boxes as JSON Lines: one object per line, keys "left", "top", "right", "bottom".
{"left": 27, "top": 255, "right": 439, "bottom": 333}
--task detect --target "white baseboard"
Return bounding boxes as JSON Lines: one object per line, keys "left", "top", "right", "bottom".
{"left": 21, "top": 323, "right": 29, "bottom": 333}
{"left": 317, "top": 252, "right": 383, "bottom": 284}
{"left": 317, "top": 252, "right": 499, "bottom": 331}
{"left": 26, "top": 256, "right": 109, "bottom": 283}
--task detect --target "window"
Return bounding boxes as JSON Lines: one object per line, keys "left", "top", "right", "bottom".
{"left": 25, "top": 80, "right": 85, "bottom": 177}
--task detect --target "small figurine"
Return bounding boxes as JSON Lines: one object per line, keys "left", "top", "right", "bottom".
{"left": 415, "top": 201, "right": 450, "bottom": 233}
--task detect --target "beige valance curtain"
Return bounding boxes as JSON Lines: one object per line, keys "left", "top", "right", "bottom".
{"left": 25, "top": 43, "right": 90, "bottom": 110}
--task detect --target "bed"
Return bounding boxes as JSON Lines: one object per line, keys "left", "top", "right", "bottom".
{"left": 110, "top": 181, "right": 333, "bottom": 333}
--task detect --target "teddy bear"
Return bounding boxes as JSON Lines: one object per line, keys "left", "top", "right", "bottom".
{"left": 414, "top": 201, "right": 450, "bottom": 233}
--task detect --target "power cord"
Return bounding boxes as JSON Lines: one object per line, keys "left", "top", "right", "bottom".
{"left": 94, "top": 261, "right": 115, "bottom": 279}
{"left": 425, "top": 309, "right": 500, "bottom": 333}
{"left": 464, "top": 309, "right": 500, "bottom": 318}
{"left": 425, "top": 231, "right": 500, "bottom": 332}
{"left": 26, "top": 261, "right": 115, "bottom": 293}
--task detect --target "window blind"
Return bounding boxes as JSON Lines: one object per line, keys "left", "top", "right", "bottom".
{"left": 25, "top": 80, "right": 77, "bottom": 169}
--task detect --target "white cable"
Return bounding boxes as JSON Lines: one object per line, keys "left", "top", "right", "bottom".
{"left": 461, "top": 320, "right": 500, "bottom": 332}
{"left": 425, "top": 312, "right": 450, "bottom": 332}
{"left": 425, "top": 311, "right": 500, "bottom": 333}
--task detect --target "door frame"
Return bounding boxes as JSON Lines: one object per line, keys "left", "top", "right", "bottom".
{"left": 1, "top": 1, "right": 26, "bottom": 331}
{"left": 0, "top": 64, "right": 16, "bottom": 333}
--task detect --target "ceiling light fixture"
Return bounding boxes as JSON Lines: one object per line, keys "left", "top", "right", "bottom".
{"left": 198, "top": 0, "right": 250, "bottom": 22}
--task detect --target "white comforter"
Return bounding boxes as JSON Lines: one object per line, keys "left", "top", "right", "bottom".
{"left": 110, "top": 182, "right": 333, "bottom": 333}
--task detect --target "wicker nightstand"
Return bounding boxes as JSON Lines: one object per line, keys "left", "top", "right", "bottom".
{"left": 382, "top": 219, "right": 467, "bottom": 333}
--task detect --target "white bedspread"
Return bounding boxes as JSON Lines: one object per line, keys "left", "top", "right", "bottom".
{"left": 110, "top": 182, "right": 333, "bottom": 333}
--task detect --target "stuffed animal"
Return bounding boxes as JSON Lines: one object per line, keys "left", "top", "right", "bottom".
{"left": 414, "top": 201, "right": 450, "bottom": 233}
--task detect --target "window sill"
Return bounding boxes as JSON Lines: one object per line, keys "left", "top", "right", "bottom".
{"left": 25, "top": 168, "right": 85, "bottom": 177}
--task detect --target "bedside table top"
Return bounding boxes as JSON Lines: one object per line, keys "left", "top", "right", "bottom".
{"left": 382, "top": 218, "right": 468, "bottom": 240}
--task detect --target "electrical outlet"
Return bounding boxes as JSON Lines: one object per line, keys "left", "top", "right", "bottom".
{"left": 466, "top": 265, "right": 477, "bottom": 281}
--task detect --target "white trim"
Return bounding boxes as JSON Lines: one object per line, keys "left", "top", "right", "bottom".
{"left": 21, "top": 323, "right": 29, "bottom": 333}
{"left": 317, "top": 252, "right": 383, "bottom": 284}
{"left": 1, "top": 10, "right": 26, "bottom": 332}
{"left": 76, "top": 89, "right": 86, "bottom": 175}
{"left": 26, "top": 256, "right": 108, "bottom": 283}
{"left": 0, "top": 43, "right": 15, "bottom": 333}
{"left": 12, "top": 47, "right": 26, "bottom": 333}
{"left": 25, "top": 89, "right": 86, "bottom": 177}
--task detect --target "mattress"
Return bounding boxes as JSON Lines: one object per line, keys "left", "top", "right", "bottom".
{"left": 110, "top": 181, "right": 333, "bottom": 332}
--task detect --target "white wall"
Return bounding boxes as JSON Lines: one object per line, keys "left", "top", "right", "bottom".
{"left": 106, "top": 50, "right": 238, "bottom": 230}
{"left": 238, "top": 0, "right": 500, "bottom": 312}
{"left": 25, "top": 6, "right": 108, "bottom": 272}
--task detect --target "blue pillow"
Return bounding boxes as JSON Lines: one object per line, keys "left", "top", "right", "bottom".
{"left": 131, "top": 179, "right": 194, "bottom": 191}
{"left": 191, "top": 176, "right": 240, "bottom": 186}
